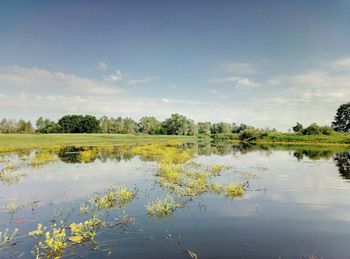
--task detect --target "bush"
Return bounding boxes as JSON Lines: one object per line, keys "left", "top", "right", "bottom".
{"left": 301, "top": 123, "right": 334, "bottom": 136}
{"left": 239, "top": 129, "right": 268, "bottom": 141}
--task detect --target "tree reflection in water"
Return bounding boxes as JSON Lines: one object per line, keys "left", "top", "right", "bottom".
{"left": 334, "top": 152, "right": 350, "bottom": 180}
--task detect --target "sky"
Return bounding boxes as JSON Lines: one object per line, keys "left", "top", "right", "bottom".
{"left": 0, "top": 0, "right": 350, "bottom": 131}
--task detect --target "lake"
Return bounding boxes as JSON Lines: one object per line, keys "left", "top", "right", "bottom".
{"left": 1, "top": 142, "right": 350, "bottom": 258}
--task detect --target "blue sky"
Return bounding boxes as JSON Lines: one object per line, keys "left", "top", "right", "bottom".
{"left": 1, "top": 0, "right": 350, "bottom": 130}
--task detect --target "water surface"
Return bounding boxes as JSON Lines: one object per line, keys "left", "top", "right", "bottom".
{"left": 0, "top": 142, "right": 350, "bottom": 258}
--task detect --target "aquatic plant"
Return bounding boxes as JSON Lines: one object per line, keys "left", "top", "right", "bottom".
{"left": 0, "top": 170, "right": 26, "bottom": 185}
{"left": 156, "top": 161, "right": 234, "bottom": 198}
{"left": 210, "top": 182, "right": 223, "bottom": 194}
{"left": 0, "top": 228, "right": 19, "bottom": 250}
{"left": 130, "top": 143, "right": 193, "bottom": 164}
{"left": 91, "top": 186, "right": 135, "bottom": 210}
{"left": 79, "top": 148, "right": 99, "bottom": 163}
{"left": 146, "top": 196, "right": 182, "bottom": 218}
{"left": 79, "top": 204, "right": 90, "bottom": 214}
{"left": 31, "top": 151, "right": 58, "bottom": 167}
{"left": 29, "top": 222, "right": 67, "bottom": 258}
{"left": 69, "top": 217, "right": 102, "bottom": 244}
{"left": 2, "top": 197, "right": 21, "bottom": 215}
{"left": 225, "top": 183, "right": 245, "bottom": 198}
{"left": 210, "top": 164, "right": 226, "bottom": 175}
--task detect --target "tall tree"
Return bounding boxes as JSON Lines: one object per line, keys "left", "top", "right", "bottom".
{"left": 332, "top": 103, "right": 350, "bottom": 132}
{"left": 161, "top": 113, "right": 196, "bottom": 135}
{"left": 58, "top": 115, "right": 100, "bottom": 133}
{"left": 138, "top": 116, "right": 160, "bottom": 134}
{"left": 198, "top": 122, "right": 211, "bottom": 135}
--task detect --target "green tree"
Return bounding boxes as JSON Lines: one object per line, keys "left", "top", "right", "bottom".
{"left": 58, "top": 115, "right": 100, "bottom": 133}
{"left": 161, "top": 113, "right": 196, "bottom": 135}
{"left": 332, "top": 103, "right": 350, "bottom": 132}
{"left": 198, "top": 122, "right": 211, "bottom": 135}
{"left": 36, "top": 117, "right": 57, "bottom": 133}
{"left": 292, "top": 122, "right": 303, "bottom": 133}
{"left": 138, "top": 116, "right": 160, "bottom": 134}
{"left": 99, "top": 116, "right": 110, "bottom": 133}
{"left": 122, "top": 117, "right": 137, "bottom": 134}
{"left": 302, "top": 123, "right": 322, "bottom": 135}
{"left": 211, "top": 122, "right": 232, "bottom": 134}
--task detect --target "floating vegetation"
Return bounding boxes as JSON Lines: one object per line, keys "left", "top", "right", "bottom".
{"left": 0, "top": 170, "right": 26, "bottom": 185}
{"left": 2, "top": 197, "right": 22, "bottom": 215}
{"left": 130, "top": 143, "right": 193, "bottom": 164}
{"left": 80, "top": 148, "right": 99, "bottom": 163}
{"left": 146, "top": 196, "right": 182, "bottom": 219}
{"left": 225, "top": 183, "right": 245, "bottom": 198}
{"left": 0, "top": 228, "right": 19, "bottom": 251}
{"left": 69, "top": 217, "right": 102, "bottom": 244}
{"left": 210, "top": 182, "right": 224, "bottom": 194}
{"left": 156, "top": 161, "right": 238, "bottom": 198}
{"left": 91, "top": 186, "right": 136, "bottom": 210}
{"left": 31, "top": 151, "right": 58, "bottom": 167}
{"left": 210, "top": 164, "right": 226, "bottom": 175}
{"left": 1, "top": 142, "right": 254, "bottom": 257}
{"left": 79, "top": 204, "right": 90, "bottom": 214}
{"left": 29, "top": 222, "right": 67, "bottom": 258}
{"left": 240, "top": 172, "right": 260, "bottom": 181}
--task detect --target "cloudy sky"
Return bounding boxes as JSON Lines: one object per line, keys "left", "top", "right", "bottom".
{"left": 1, "top": 0, "right": 350, "bottom": 130}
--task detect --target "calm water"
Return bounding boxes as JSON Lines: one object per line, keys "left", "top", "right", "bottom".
{"left": 1, "top": 142, "right": 350, "bottom": 258}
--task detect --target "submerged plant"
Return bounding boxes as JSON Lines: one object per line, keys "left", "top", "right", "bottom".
{"left": 2, "top": 197, "right": 21, "bottom": 215}
{"left": 0, "top": 228, "right": 19, "bottom": 250}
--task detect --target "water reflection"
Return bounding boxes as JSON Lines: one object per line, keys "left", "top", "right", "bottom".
{"left": 1, "top": 142, "right": 350, "bottom": 258}
{"left": 334, "top": 152, "right": 350, "bottom": 179}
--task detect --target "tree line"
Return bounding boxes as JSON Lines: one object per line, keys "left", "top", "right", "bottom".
{"left": 0, "top": 114, "right": 262, "bottom": 135}
{"left": 1, "top": 102, "right": 350, "bottom": 135}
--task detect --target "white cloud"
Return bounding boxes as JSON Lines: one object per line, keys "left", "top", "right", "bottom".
{"left": 330, "top": 57, "right": 350, "bottom": 71}
{"left": 210, "top": 76, "right": 260, "bottom": 88}
{"left": 127, "top": 76, "right": 153, "bottom": 85}
{"left": 235, "top": 78, "right": 260, "bottom": 88}
{"left": 104, "top": 69, "right": 124, "bottom": 82}
{"left": 162, "top": 98, "right": 170, "bottom": 103}
{"left": 210, "top": 77, "right": 241, "bottom": 83}
{"left": 96, "top": 62, "right": 108, "bottom": 71}
{"left": 224, "top": 62, "right": 256, "bottom": 74}
{"left": 2, "top": 58, "right": 350, "bottom": 131}
{"left": 0, "top": 66, "right": 119, "bottom": 96}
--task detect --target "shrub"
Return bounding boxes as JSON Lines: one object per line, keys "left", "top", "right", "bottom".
{"left": 239, "top": 129, "right": 268, "bottom": 141}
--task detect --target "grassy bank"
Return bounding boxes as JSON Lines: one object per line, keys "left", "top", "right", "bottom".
{"left": 259, "top": 133, "right": 350, "bottom": 145}
{"left": 0, "top": 134, "right": 197, "bottom": 151}
{"left": 213, "top": 132, "right": 350, "bottom": 145}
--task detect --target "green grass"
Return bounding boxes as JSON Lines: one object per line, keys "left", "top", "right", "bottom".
{"left": 258, "top": 132, "right": 350, "bottom": 145}
{"left": 0, "top": 134, "right": 197, "bottom": 151}
{"left": 214, "top": 132, "right": 350, "bottom": 145}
